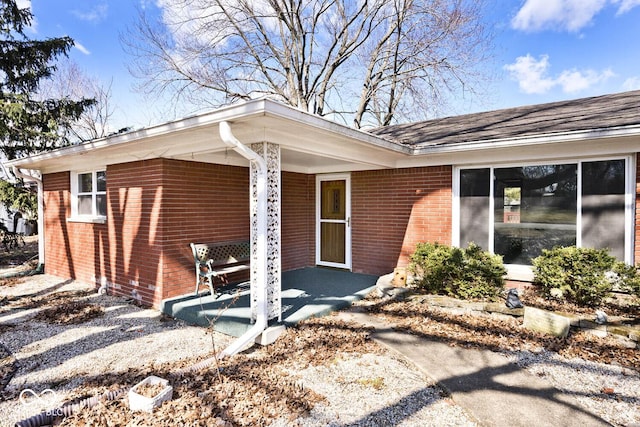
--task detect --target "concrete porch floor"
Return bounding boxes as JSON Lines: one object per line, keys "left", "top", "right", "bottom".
{"left": 160, "top": 267, "right": 378, "bottom": 337}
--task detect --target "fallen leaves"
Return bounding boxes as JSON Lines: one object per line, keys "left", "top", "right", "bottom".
{"left": 33, "top": 301, "right": 104, "bottom": 325}
{"left": 54, "top": 317, "right": 377, "bottom": 426}
{"left": 363, "top": 298, "right": 640, "bottom": 371}
{"left": 0, "top": 343, "right": 16, "bottom": 394}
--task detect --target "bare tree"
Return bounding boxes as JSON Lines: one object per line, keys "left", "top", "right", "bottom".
{"left": 37, "top": 60, "right": 115, "bottom": 141}
{"left": 125, "top": 0, "right": 492, "bottom": 128}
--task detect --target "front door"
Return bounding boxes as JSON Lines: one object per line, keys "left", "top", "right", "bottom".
{"left": 316, "top": 174, "right": 351, "bottom": 269}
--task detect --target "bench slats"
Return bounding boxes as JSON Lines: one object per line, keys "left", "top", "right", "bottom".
{"left": 190, "top": 240, "right": 250, "bottom": 295}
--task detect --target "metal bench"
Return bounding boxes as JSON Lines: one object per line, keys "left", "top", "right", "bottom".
{"left": 190, "top": 240, "right": 251, "bottom": 295}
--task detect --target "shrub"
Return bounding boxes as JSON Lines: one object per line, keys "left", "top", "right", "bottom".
{"left": 612, "top": 262, "right": 640, "bottom": 299}
{"left": 409, "top": 242, "right": 506, "bottom": 300}
{"left": 532, "top": 246, "right": 640, "bottom": 306}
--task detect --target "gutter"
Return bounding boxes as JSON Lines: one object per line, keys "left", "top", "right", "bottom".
{"left": 11, "top": 167, "right": 45, "bottom": 270}
{"left": 217, "top": 121, "right": 269, "bottom": 358}
{"left": 410, "top": 123, "right": 640, "bottom": 156}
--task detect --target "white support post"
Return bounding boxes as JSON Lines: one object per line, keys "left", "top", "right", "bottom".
{"left": 250, "top": 142, "right": 281, "bottom": 322}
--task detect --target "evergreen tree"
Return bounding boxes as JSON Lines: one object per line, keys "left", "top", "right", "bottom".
{"left": 0, "top": 0, "right": 95, "bottom": 160}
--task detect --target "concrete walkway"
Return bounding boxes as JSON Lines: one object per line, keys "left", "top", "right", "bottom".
{"left": 336, "top": 309, "right": 611, "bottom": 427}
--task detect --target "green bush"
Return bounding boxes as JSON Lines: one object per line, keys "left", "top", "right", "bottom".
{"left": 409, "top": 242, "right": 506, "bottom": 300}
{"left": 532, "top": 246, "right": 640, "bottom": 306}
{"left": 612, "top": 262, "right": 640, "bottom": 299}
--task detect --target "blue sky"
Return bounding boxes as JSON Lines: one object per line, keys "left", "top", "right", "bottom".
{"left": 19, "top": 0, "right": 640, "bottom": 131}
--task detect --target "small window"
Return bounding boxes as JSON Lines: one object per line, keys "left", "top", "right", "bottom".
{"left": 71, "top": 170, "right": 107, "bottom": 220}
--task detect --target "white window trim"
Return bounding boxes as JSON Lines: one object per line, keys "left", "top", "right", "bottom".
{"left": 453, "top": 155, "right": 636, "bottom": 278}
{"left": 69, "top": 169, "right": 107, "bottom": 223}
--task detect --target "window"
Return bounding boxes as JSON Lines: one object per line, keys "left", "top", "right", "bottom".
{"left": 494, "top": 165, "right": 577, "bottom": 264}
{"left": 456, "top": 158, "right": 632, "bottom": 265}
{"left": 71, "top": 170, "right": 107, "bottom": 220}
{"left": 459, "top": 168, "right": 490, "bottom": 249}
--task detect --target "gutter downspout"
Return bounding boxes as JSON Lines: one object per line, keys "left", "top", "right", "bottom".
{"left": 218, "top": 121, "right": 268, "bottom": 358}
{"left": 12, "top": 167, "right": 45, "bottom": 271}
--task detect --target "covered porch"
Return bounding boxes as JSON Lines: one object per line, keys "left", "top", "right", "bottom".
{"left": 161, "top": 267, "right": 378, "bottom": 337}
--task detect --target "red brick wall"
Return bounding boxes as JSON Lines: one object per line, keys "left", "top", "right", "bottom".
{"left": 281, "top": 172, "right": 315, "bottom": 271}
{"left": 159, "top": 159, "right": 250, "bottom": 303}
{"left": 43, "top": 160, "right": 455, "bottom": 305}
{"left": 351, "top": 166, "right": 452, "bottom": 276}
{"left": 43, "top": 171, "right": 104, "bottom": 281}
{"left": 43, "top": 159, "right": 250, "bottom": 307}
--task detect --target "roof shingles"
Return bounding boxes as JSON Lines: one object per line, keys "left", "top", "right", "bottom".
{"left": 370, "top": 90, "right": 640, "bottom": 148}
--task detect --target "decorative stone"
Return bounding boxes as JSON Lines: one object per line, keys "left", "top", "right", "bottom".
{"left": 484, "top": 302, "right": 524, "bottom": 317}
{"left": 549, "top": 288, "right": 564, "bottom": 299}
{"left": 580, "top": 319, "right": 608, "bottom": 338}
{"left": 595, "top": 310, "right": 608, "bottom": 325}
{"left": 128, "top": 375, "right": 173, "bottom": 412}
{"left": 523, "top": 307, "right": 570, "bottom": 338}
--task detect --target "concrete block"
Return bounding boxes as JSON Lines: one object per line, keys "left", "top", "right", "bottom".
{"left": 580, "top": 319, "right": 608, "bottom": 338}
{"left": 255, "top": 325, "right": 286, "bottom": 346}
{"left": 484, "top": 302, "right": 524, "bottom": 317}
{"left": 607, "top": 325, "right": 632, "bottom": 338}
{"left": 523, "top": 307, "right": 570, "bottom": 338}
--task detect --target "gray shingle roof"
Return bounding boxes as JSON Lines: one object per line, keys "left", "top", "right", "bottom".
{"left": 370, "top": 90, "right": 640, "bottom": 148}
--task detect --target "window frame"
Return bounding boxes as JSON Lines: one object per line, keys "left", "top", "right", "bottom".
{"left": 69, "top": 169, "right": 107, "bottom": 223}
{"left": 453, "top": 155, "right": 635, "bottom": 275}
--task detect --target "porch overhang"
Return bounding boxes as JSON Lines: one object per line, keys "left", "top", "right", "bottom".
{"left": 4, "top": 98, "right": 410, "bottom": 174}
{"left": 6, "top": 97, "right": 640, "bottom": 174}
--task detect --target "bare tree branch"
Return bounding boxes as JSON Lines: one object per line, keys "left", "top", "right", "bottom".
{"left": 124, "top": 0, "right": 494, "bottom": 127}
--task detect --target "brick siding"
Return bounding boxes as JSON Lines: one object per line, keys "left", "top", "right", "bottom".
{"left": 351, "top": 166, "right": 453, "bottom": 276}
{"left": 281, "top": 172, "right": 315, "bottom": 271}
{"left": 43, "top": 159, "right": 250, "bottom": 307}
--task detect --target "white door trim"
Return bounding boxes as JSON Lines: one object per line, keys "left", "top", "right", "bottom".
{"left": 316, "top": 173, "right": 351, "bottom": 269}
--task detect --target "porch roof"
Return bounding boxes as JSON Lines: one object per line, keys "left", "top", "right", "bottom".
{"left": 5, "top": 98, "right": 409, "bottom": 175}
{"left": 6, "top": 91, "right": 640, "bottom": 174}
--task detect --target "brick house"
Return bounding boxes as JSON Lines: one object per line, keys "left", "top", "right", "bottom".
{"left": 6, "top": 91, "right": 640, "bottom": 309}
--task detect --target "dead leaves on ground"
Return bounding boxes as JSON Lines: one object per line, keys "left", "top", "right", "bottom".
{"left": 366, "top": 298, "right": 640, "bottom": 371}
{"left": 58, "top": 319, "right": 371, "bottom": 426}
{"left": 33, "top": 300, "right": 104, "bottom": 325}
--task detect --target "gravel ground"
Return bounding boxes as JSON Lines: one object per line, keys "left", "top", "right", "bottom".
{"left": 0, "top": 275, "right": 232, "bottom": 426}
{"left": 1, "top": 274, "right": 478, "bottom": 427}
{"left": 508, "top": 351, "right": 640, "bottom": 427}
{"left": 282, "top": 353, "right": 477, "bottom": 427}
{"left": 1, "top": 273, "right": 638, "bottom": 426}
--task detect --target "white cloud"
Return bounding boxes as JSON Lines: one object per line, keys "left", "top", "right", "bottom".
{"left": 73, "top": 41, "right": 91, "bottom": 55}
{"left": 512, "top": 0, "right": 607, "bottom": 32}
{"left": 504, "top": 54, "right": 614, "bottom": 94}
{"left": 614, "top": 0, "right": 640, "bottom": 13}
{"left": 511, "top": 0, "right": 640, "bottom": 32}
{"left": 557, "top": 68, "right": 615, "bottom": 92}
{"left": 623, "top": 76, "right": 640, "bottom": 90}
{"left": 503, "top": 54, "right": 556, "bottom": 94}
{"left": 72, "top": 4, "right": 108, "bottom": 23}
{"left": 15, "top": 0, "right": 38, "bottom": 33}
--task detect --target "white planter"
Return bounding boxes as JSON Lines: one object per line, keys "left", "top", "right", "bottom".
{"left": 128, "top": 375, "right": 173, "bottom": 412}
